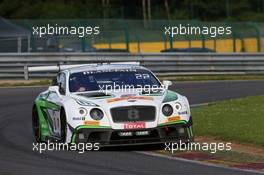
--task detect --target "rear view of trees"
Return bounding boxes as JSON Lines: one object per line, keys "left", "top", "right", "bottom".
{"left": 0, "top": 0, "right": 264, "bottom": 22}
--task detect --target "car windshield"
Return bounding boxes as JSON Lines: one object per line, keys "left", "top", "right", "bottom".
{"left": 69, "top": 69, "right": 161, "bottom": 92}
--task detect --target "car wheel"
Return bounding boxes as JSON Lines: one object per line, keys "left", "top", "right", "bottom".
{"left": 60, "top": 109, "right": 67, "bottom": 143}
{"left": 32, "top": 105, "right": 41, "bottom": 142}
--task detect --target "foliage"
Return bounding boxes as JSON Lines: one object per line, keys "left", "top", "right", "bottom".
{"left": 0, "top": 0, "right": 264, "bottom": 21}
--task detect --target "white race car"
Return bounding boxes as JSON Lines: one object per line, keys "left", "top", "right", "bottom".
{"left": 32, "top": 63, "right": 193, "bottom": 146}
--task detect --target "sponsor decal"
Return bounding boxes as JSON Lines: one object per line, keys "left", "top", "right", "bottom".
{"left": 124, "top": 122, "right": 146, "bottom": 129}
{"left": 73, "top": 117, "right": 85, "bottom": 120}
{"left": 167, "top": 116, "right": 181, "bottom": 122}
{"left": 107, "top": 96, "right": 153, "bottom": 103}
{"left": 84, "top": 121, "right": 100, "bottom": 126}
{"left": 178, "top": 111, "right": 188, "bottom": 115}
{"left": 83, "top": 69, "right": 137, "bottom": 75}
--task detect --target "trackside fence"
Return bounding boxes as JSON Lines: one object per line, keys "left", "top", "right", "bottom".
{"left": 0, "top": 53, "right": 264, "bottom": 80}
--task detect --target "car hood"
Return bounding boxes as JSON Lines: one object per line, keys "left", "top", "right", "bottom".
{"left": 69, "top": 89, "right": 175, "bottom": 108}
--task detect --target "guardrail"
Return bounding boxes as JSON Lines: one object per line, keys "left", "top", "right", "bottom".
{"left": 0, "top": 53, "right": 264, "bottom": 80}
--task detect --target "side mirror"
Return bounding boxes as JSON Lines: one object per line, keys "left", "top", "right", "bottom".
{"left": 162, "top": 80, "right": 172, "bottom": 88}
{"left": 48, "top": 86, "right": 62, "bottom": 98}
{"left": 51, "top": 77, "right": 58, "bottom": 86}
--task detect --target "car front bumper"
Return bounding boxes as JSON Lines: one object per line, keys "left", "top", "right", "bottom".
{"left": 70, "top": 118, "right": 193, "bottom": 146}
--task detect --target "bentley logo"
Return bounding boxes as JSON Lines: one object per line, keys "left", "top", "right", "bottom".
{"left": 127, "top": 108, "right": 139, "bottom": 120}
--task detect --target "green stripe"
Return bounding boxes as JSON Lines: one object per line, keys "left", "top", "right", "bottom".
{"left": 71, "top": 134, "right": 77, "bottom": 143}
{"left": 189, "top": 126, "right": 193, "bottom": 137}
{"left": 45, "top": 101, "right": 61, "bottom": 110}
{"left": 158, "top": 120, "right": 187, "bottom": 127}
{"left": 76, "top": 125, "right": 111, "bottom": 129}
{"left": 35, "top": 99, "right": 50, "bottom": 140}
{"left": 187, "top": 128, "right": 191, "bottom": 138}
{"left": 35, "top": 96, "right": 61, "bottom": 141}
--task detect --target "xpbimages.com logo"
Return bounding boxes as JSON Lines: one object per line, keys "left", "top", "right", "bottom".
{"left": 32, "top": 24, "right": 100, "bottom": 38}
{"left": 165, "top": 140, "right": 232, "bottom": 154}
{"left": 98, "top": 82, "right": 168, "bottom": 95}
{"left": 32, "top": 141, "right": 100, "bottom": 153}
{"left": 164, "top": 24, "right": 232, "bottom": 38}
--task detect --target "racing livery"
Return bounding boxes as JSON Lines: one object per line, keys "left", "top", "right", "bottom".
{"left": 32, "top": 64, "right": 194, "bottom": 145}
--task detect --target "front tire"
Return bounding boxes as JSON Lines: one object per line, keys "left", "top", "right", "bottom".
{"left": 60, "top": 109, "right": 67, "bottom": 143}
{"left": 32, "top": 105, "right": 41, "bottom": 142}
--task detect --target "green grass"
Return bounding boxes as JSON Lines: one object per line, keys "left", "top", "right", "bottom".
{"left": 213, "top": 151, "right": 264, "bottom": 163}
{"left": 0, "top": 79, "right": 51, "bottom": 87}
{"left": 192, "top": 96, "right": 264, "bottom": 146}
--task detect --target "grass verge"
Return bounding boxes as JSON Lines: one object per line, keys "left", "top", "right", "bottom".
{"left": 0, "top": 79, "right": 51, "bottom": 87}
{"left": 212, "top": 150, "right": 264, "bottom": 164}
{"left": 192, "top": 95, "right": 264, "bottom": 146}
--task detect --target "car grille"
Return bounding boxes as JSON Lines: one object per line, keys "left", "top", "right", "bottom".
{"left": 110, "top": 106, "right": 156, "bottom": 123}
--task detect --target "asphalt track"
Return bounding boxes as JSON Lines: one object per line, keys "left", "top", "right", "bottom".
{"left": 0, "top": 80, "right": 264, "bottom": 175}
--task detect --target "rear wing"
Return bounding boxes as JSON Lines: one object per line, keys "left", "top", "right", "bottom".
{"left": 28, "top": 62, "right": 140, "bottom": 72}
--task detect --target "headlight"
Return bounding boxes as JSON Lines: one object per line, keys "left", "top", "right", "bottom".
{"left": 75, "top": 99, "right": 96, "bottom": 106}
{"left": 90, "top": 108, "right": 104, "bottom": 120}
{"left": 79, "top": 107, "right": 87, "bottom": 117}
{"left": 175, "top": 102, "right": 182, "bottom": 111}
{"left": 162, "top": 104, "right": 173, "bottom": 116}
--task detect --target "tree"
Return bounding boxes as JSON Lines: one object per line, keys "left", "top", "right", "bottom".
{"left": 142, "top": 0, "right": 152, "bottom": 27}
{"left": 102, "top": 0, "right": 110, "bottom": 18}
{"left": 147, "top": 0, "right": 151, "bottom": 21}
{"left": 164, "top": 0, "right": 171, "bottom": 20}
{"left": 142, "top": 0, "right": 147, "bottom": 27}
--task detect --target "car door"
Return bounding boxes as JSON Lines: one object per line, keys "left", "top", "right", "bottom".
{"left": 45, "top": 73, "right": 66, "bottom": 137}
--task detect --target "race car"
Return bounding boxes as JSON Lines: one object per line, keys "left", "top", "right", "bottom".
{"left": 32, "top": 63, "right": 193, "bottom": 146}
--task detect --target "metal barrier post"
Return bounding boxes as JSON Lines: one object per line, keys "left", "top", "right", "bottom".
{"left": 249, "top": 22, "right": 261, "bottom": 52}
{"left": 24, "top": 65, "right": 29, "bottom": 80}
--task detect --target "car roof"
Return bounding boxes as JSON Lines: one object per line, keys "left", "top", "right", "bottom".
{"left": 65, "top": 64, "right": 148, "bottom": 74}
